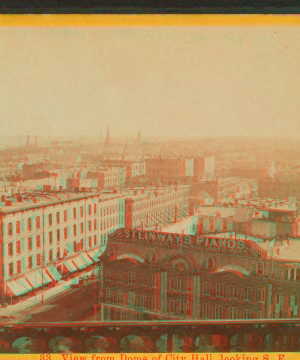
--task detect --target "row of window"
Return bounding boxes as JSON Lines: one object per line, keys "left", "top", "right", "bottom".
{"left": 131, "top": 193, "right": 186, "bottom": 212}
{"left": 106, "top": 288, "right": 159, "bottom": 311}
{"left": 200, "top": 304, "right": 264, "bottom": 320}
{"left": 7, "top": 228, "right": 106, "bottom": 255}
{"left": 6, "top": 235, "right": 103, "bottom": 277}
{"left": 201, "top": 282, "right": 265, "bottom": 302}
{"left": 6, "top": 217, "right": 121, "bottom": 255}
{"left": 283, "top": 268, "right": 300, "bottom": 281}
{"left": 6, "top": 203, "right": 124, "bottom": 236}
{"left": 105, "top": 271, "right": 159, "bottom": 288}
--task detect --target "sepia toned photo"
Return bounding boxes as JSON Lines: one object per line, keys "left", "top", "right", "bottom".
{"left": 0, "top": 18, "right": 300, "bottom": 354}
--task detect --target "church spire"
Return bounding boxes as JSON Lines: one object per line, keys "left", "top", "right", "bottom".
{"left": 105, "top": 126, "right": 109, "bottom": 144}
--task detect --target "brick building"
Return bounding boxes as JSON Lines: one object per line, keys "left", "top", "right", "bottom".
{"left": 97, "top": 228, "right": 300, "bottom": 321}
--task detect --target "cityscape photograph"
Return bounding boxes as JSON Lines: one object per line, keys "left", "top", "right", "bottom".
{"left": 0, "top": 24, "right": 300, "bottom": 353}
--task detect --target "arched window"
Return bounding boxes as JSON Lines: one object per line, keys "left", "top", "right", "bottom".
{"left": 291, "top": 268, "right": 295, "bottom": 281}
{"left": 110, "top": 247, "right": 116, "bottom": 257}
{"left": 258, "top": 262, "right": 264, "bottom": 276}
{"left": 36, "top": 216, "right": 41, "bottom": 229}
{"left": 229, "top": 307, "right": 237, "bottom": 320}
{"left": 49, "top": 214, "right": 52, "bottom": 226}
{"left": 56, "top": 212, "right": 60, "bottom": 224}
{"left": 229, "top": 284, "right": 238, "bottom": 299}
{"left": 244, "top": 287, "right": 251, "bottom": 301}
{"left": 16, "top": 221, "right": 20, "bottom": 234}
{"left": 208, "top": 257, "right": 215, "bottom": 271}
{"left": 251, "top": 263, "right": 257, "bottom": 275}
{"left": 8, "top": 223, "right": 13, "bottom": 236}
{"left": 27, "top": 218, "right": 32, "bottom": 231}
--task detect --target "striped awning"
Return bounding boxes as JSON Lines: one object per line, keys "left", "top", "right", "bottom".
{"left": 6, "top": 280, "right": 27, "bottom": 296}
{"left": 80, "top": 253, "right": 93, "bottom": 265}
{"left": 72, "top": 255, "right": 88, "bottom": 270}
{"left": 18, "top": 277, "right": 33, "bottom": 292}
{"left": 41, "top": 270, "right": 52, "bottom": 284}
{"left": 25, "top": 270, "right": 44, "bottom": 289}
{"left": 88, "top": 248, "right": 101, "bottom": 262}
{"left": 64, "top": 259, "right": 78, "bottom": 273}
{"left": 47, "top": 265, "right": 62, "bottom": 281}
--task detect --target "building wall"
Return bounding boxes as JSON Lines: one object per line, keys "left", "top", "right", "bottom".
{"left": 99, "top": 230, "right": 300, "bottom": 321}
{"left": 258, "top": 179, "right": 300, "bottom": 201}
{"left": 0, "top": 193, "right": 126, "bottom": 300}
{"left": 124, "top": 187, "right": 189, "bottom": 229}
{"left": 249, "top": 221, "right": 277, "bottom": 239}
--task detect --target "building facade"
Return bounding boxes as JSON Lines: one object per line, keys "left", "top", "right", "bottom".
{"left": 0, "top": 191, "right": 126, "bottom": 302}
{"left": 97, "top": 228, "right": 300, "bottom": 322}
{"left": 124, "top": 186, "right": 189, "bottom": 230}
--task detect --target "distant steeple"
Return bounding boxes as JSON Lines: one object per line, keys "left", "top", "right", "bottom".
{"left": 105, "top": 127, "right": 109, "bottom": 144}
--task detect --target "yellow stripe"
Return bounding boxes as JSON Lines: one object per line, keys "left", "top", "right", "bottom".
{"left": 0, "top": 14, "right": 300, "bottom": 27}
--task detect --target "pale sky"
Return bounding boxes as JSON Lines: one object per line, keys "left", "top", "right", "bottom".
{"left": 0, "top": 26, "right": 299, "bottom": 139}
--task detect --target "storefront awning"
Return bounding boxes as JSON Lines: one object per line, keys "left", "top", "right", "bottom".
{"left": 72, "top": 255, "right": 88, "bottom": 270}
{"left": 18, "top": 277, "right": 33, "bottom": 292}
{"left": 80, "top": 253, "right": 93, "bottom": 265}
{"left": 25, "top": 270, "right": 44, "bottom": 289}
{"left": 41, "top": 270, "right": 52, "bottom": 284}
{"left": 64, "top": 259, "right": 78, "bottom": 273}
{"left": 88, "top": 248, "right": 100, "bottom": 262}
{"left": 47, "top": 265, "right": 62, "bottom": 281}
{"left": 6, "top": 280, "right": 27, "bottom": 296}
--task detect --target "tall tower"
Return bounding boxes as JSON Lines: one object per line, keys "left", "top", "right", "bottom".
{"left": 105, "top": 127, "right": 109, "bottom": 144}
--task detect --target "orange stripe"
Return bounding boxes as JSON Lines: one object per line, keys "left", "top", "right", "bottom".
{"left": 0, "top": 14, "right": 300, "bottom": 27}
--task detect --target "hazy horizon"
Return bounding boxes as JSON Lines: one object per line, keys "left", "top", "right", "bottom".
{"left": 0, "top": 26, "right": 299, "bottom": 139}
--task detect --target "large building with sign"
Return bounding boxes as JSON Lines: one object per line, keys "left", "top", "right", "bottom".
{"left": 97, "top": 228, "right": 300, "bottom": 321}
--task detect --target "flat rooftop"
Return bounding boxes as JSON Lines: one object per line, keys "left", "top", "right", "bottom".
{"left": 0, "top": 191, "right": 125, "bottom": 214}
